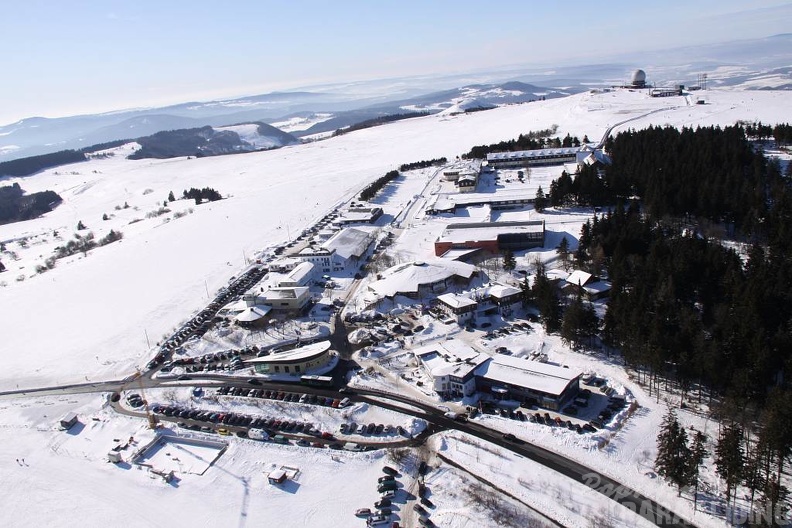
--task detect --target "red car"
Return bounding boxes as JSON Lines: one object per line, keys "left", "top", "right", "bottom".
{"left": 321, "top": 432, "right": 335, "bottom": 440}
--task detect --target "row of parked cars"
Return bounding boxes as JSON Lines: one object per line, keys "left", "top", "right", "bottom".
{"left": 339, "top": 422, "right": 408, "bottom": 437}
{"left": 147, "top": 265, "right": 268, "bottom": 370}
{"left": 487, "top": 404, "right": 598, "bottom": 434}
{"left": 149, "top": 403, "right": 324, "bottom": 437}
{"left": 357, "top": 465, "right": 403, "bottom": 526}
{"left": 481, "top": 321, "right": 534, "bottom": 339}
{"left": 216, "top": 386, "right": 350, "bottom": 409}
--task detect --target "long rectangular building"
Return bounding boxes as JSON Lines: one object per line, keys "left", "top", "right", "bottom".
{"left": 434, "top": 220, "right": 545, "bottom": 256}
{"left": 486, "top": 147, "right": 579, "bottom": 168}
{"left": 475, "top": 355, "right": 581, "bottom": 410}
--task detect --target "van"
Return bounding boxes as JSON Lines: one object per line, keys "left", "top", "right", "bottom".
{"left": 339, "top": 397, "right": 351, "bottom": 408}
{"left": 248, "top": 429, "right": 269, "bottom": 441}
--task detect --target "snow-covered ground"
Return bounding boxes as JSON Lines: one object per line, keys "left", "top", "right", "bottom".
{"left": 3, "top": 87, "right": 792, "bottom": 527}
{"left": 0, "top": 393, "right": 404, "bottom": 528}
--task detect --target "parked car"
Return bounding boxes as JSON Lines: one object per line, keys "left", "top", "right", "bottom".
{"left": 375, "top": 499, "right": 391, "bottom": 509}
{"left": 355, "top": 508, "right": 372, "bottom": 517}
{"left": 420, "top": 497, "right": 434, "bottom": 508}
{"left": 382, "top": 465, "right": 398, "bottom": 476}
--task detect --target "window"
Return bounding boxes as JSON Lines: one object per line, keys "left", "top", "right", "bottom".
{"left": 274, "top": 366, "right": 280, "bottom": 373}
{"left": 295, "top": 365, "right": 301, "bottom": 373}
{"left": 285, "top": 366, "right": 290, "bottom": 373}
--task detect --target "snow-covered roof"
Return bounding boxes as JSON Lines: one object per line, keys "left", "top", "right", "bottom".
{"left": 245, "top": 341, "right": 331, "bottom": 364}
{"left": 218, "top": 298, "right": 249, "bottom": 316}
{"left": 437, "top": 292, "right": 478, "bottom": 309}
{"left": 431, "top": 189, "right": 536, "bottom": 212}
{"left": 565, "top": 270, "right": 593, "bottom": 287}
{"left": 583, "top": 280, "right": 611, "bottom": 295}
{"left": 486, "top": 147, "right": 580, "bottom": 162}
{"left": 437, "top": 221, "right": 544, "bottom": 244}
{"left": 280, "top": 261, "right": 314, "bottom": 285}
{"left": 258, "top": 286, "right": 309, "bottom": 300}
{"left": 336, "top": 207, "right": 382, "bottom": 224}
{"left": 438, "top": 248, "right": 481, "bottom": 261}
{"left": 475, "top": 355, "right": 582, "bottom": 397}
{"left": 323, "top": 227, "right": 373, "bottom": 260}
{"left": 482, "top": 283, "right": 520, "bottom": 299}
{"left": 414, "top": 341, "right": 488, "bottom": 379}
{"left": 368, "top": 260, "right": 476, "bottom": 298}
{"left": 235, "top": 305, "right": 272, "bottom": 322}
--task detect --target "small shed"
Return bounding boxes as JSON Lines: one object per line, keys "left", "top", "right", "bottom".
{"left": 268, "top": 469, "right": 288, "bottom": 485}
{"left": 59, "top": 412, "right": 79, "bottom": 430}
{"left": 107, "top": 450, "right": 123, "bottom": 463}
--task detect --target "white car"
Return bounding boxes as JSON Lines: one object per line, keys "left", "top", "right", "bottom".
{"left": 367, "top": 515, "right": 389, "bottom": 526}
{"left": 380, "top": 489, "right": 396, "bottom": 499}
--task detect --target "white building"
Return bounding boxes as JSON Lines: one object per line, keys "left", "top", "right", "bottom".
{"left": 299, "top": 227, "right": 375, "bottom": 274}
{"left": 278, "top": 261, "right": 315, "bottom": 287}
{"left": 367, "top": 260, "right": 477, "bottom": 300}
{"left": 244, "top": 286, "right": 311, "bottom": 313}
{"left": 414, "top": 341, "right": 489, "bottom": 398}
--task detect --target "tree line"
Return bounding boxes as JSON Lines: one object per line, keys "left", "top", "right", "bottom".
{"left": 462, "top": 126, "right": 586, "bottom": 160}
{"left": 399, "top": 157, "right": 447, "bottom": 172}
{"left": 182, "top": 187, "right": 222, "bottom": 204}
{"left": 359, "top": 170, "right": 399, "bottom": 202}
{"left": 743, "top": 121, "right": 792, "bottom": 146}
{"left": 333, "top": 112, "right": 429, "bottom": 137}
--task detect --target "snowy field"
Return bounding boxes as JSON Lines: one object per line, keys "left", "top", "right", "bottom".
{"left": 0, "top": 393, "right": 404, "bottom": 528}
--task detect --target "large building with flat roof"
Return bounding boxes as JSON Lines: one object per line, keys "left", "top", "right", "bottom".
{"left": 434, "top": 220, "right": 545, "bottom": 256}
{"left": 244, "top": 286, "right": 311, "bottom": 313}
{"left": 486, "top": 147, "right": 579, "bottom": 168}
{"left": 475, "top": 355, "right": 581, "bottom": 410}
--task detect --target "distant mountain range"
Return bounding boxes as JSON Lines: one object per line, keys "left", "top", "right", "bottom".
{"left": 0, "top": 81, "right": 571, "bottom": 162}
{"left": 1, "top": 33, "right": 790, "bottom": 163}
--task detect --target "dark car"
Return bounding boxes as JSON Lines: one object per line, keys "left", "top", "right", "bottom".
{"left": 382, "top": 465, "right": 398, "bottom": 476}
{"left": 375, "top": 499, "right": 391, "bottom": 508}
{"left": 420, "top": 497, "right": 434, "bottom": 508}
{"left": 502, "top": 433, "right": 519, "bottom": 443}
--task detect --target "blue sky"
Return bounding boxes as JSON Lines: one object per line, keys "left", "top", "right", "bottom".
{"left": 1, "top": 0, "right": 790, "bottom": 124}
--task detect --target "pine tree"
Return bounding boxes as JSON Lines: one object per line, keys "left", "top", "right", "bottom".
{"left": 561, "top": 290, "right": 584, "bottom": 348}
{"left": 655, "top": 408, "right": 693, "bottom": 496}
{"left": 690, "top": 429, "right": 707, "bottom": 511}
{"left": 557, "top": 236, "right": 571, "bottom": 270}
{"left": 502, "top": 249, "right": 516, "bottom": 271}
{"left": 76, "top": 220, "right": 86, "bottom": 230}
{"left": 520, "top": 274, "right": 533, "bottom": 306}
{"left": 532, "top": 260, "right": 561, "bottom": 332}
{"left": 534, "top": 186, "right": 548, "bottom": 213}
{"left": 168, "top": 191, "right": 175, "bottom": 202}
{"left": 715, "top": 423, "right": 744, "bottom": 505}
